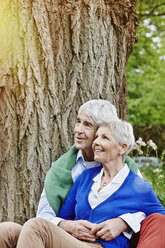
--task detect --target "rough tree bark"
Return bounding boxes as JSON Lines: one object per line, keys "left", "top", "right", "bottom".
{"left": 0, "top": 0, "right": 138, "bottom": 223}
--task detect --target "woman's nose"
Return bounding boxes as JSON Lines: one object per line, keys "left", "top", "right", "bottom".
{"left": 93, "top": 137, "right": 99, "bottom": 145}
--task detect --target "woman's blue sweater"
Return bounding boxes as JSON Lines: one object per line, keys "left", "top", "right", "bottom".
{"left": 59, "top": 166, "right": 165, "bottom": 248}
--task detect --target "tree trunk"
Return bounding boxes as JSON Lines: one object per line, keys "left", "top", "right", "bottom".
{"left": 0, "top": 0, "right": 138, "bottom": 223}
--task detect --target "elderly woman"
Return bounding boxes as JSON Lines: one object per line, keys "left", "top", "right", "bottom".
{"left": 11, "top": 120, "right": 165, "bottom": 248}
{"left": 16, "top": 119, "right": 165, "bottom": 248}
{"left": 57, "top": 120, "right": 165, "bottom": 248}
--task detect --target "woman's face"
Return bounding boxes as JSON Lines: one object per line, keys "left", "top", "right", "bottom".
{"left": 92, "top": 125, "right": 123, "bottom": 164}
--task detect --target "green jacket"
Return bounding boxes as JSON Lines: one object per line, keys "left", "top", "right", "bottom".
{"left": 45, "top": 146, "right": 138, "bottom": 215}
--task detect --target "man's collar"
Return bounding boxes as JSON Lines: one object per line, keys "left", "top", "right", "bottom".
{"left": 76, "top": 150, "right": 83, "bottom": 162}
{"left": 76, "top": 150, "right": 101, "bottom": 168}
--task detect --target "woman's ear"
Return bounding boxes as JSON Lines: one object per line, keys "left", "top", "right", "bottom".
{"left": 120, "top": 144, "right": 127, "bottom": 155}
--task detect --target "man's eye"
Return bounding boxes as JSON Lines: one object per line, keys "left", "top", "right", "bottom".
{"left": 103, "top": 135, "right": 109, "bottom": 140}
{"left": 85, "top": 122, "right": 91, "bottom": 127}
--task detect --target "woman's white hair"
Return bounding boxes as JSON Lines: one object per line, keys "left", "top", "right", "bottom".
{"left": 78, "top": 99, "right": 119, "bottom": 126}
{"left": 106, "top": 120, "right": 135, "bottom": 159}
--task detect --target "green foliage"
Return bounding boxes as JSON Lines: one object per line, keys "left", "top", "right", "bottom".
{"left": 141, "top": 165, "right": 165, "bottom": 207}
{"left": 127, "top": 0, "right": 165, "bottom": 125}
{"left": 127, "top": 1, "right": 165, "bottom": 206}
{"left": 131, "top": 137, "right": 165, "bottom": 206}
{"left": 133, "top": 124, "right": 165, "bottom": 156}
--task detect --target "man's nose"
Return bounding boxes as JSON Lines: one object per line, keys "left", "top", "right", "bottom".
{"left": 75, "top": 123, "right": 84, "bottom": 133}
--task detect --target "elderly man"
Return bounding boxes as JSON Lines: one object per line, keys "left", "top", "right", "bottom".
{"left": 0, "top": 100, "right": 164, "bottom": 248}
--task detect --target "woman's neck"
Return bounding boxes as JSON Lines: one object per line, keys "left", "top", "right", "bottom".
{"left": 99, "top": 159, "right": 124, "bottom": 191}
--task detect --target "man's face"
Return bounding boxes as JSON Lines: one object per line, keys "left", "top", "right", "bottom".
{"left": 74, "top": 111, "right": 96, "bottom": 160}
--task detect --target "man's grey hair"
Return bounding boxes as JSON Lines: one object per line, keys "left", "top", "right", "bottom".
{"left": 78, "top": 99, "right": 119, "bottom": 126}
{"left": 105, "top": 120, "right": 135, "bottom": 160}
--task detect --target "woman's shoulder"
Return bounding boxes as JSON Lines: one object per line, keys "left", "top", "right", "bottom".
{"left": 83, "top": 166, "right": 102, "bottom": 175}
{"left": 78, "top": 166, "right": 102, "bottom": 181}
{"left": 73, "top": 166, "right": 102, "bottom": 189}
{"left": 128, "top": 170, "right": 152, "bottom": 193}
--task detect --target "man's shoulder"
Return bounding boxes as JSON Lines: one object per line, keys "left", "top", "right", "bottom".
{"left": 56, "top": 145, "right": 78, "bottom": 162}
{"left": 51, "top": 145, "right": 78, "bottom": 170}
{"left": 125, "top": 156, "right": 139, "bottom": 174}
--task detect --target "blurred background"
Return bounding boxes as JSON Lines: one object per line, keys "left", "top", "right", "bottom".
{"left": 127, "top": 0, "right": 165, "bottom": 156}
{"left": 127, "top": 0, "right": 165, "bottom": 206}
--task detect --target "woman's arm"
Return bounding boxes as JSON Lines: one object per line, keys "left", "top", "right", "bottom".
{"left": 58, "top": 174, "right": 80, "bottom": 219}
{"left": 58, "top": 174, "right": 97, "bottom": 241}
{"left": 142, "top": 182, "right": 165, "bottom": 216}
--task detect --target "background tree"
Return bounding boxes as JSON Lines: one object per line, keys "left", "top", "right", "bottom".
{"left": 0, "top": 0, "right": 138, "bottom": 223}
{"left": 127, "top": 0, "right": 165, "bottom": 155}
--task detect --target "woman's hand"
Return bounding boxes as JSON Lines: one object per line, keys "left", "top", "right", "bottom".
{"left": 90, "top": 218, "right": 129, "bottom": 241}
{"left": 58, "top": 219, "right": 97, "bottom": 241}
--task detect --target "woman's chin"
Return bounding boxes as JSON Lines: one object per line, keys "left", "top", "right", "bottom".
{"left": 94, "top": 154, "right": 101, "bottom": 162}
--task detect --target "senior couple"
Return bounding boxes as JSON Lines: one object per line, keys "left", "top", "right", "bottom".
{"left": 0, "top": 100, "right": 165, "bottom": 248}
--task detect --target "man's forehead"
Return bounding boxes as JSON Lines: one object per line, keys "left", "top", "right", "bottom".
{"left": 77, "top": 111, "right": 95, "bottom": 125}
